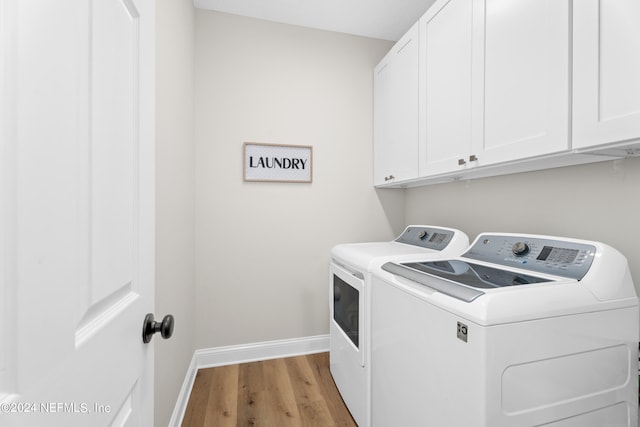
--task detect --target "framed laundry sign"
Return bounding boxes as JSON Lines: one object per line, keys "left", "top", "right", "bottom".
{"left": 243, "top": 142, "right": 313, "bottom": 183}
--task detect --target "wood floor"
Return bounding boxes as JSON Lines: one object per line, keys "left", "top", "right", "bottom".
{"left": 181, "top": 352, "right": 358, "bottom": 427}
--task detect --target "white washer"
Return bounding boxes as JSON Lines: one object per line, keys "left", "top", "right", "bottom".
{"left": 330, "top": 225, "right": 469, "bottom": 427}
{"left": 372, "top": 232, "right": 639, "bottom": 427}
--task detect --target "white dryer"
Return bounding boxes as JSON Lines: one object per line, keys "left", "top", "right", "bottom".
{"left": 330, "top": 225, "right": 469, "bottom": 427}
{"left": 371, "top": 232, "right": 639, "bottom": 427}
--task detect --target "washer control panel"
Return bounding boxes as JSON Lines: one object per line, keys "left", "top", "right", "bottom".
{"left": 463, "top": 234, "right": 597, "bottom": 280}
{"left": 395, "top": 226, "right": 455, "bottom": 251}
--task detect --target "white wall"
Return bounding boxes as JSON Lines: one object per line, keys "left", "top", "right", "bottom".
{"left": 405, "top": 157, "right": 640, "bottom": 293}
{"left": 155, "top": 0, "right": 195, "bottom": 425}
{"left": 194, "top": 11, "right": 399, "bottom": 349}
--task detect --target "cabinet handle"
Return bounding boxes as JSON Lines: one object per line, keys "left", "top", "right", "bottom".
{"left": 384, "top": 175, "right": 395, "bottom": 181}
{"left": 458, "top": 159, "right": 466, "bottom": 166}
{"left": 469, "top": 154, "right": 478, "bottom": 162}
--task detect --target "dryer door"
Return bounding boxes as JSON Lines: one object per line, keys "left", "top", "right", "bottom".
{"left": 330, "top": 262, "right": 365, "bottom": 367}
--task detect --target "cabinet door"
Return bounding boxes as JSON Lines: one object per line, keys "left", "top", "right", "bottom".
{"left": 477, "top": 0, "right": 570, "bottom": 164}
{"left": 373, "top": 23, "right": 419, "bottom": 186}
{"left": 573, "top": 0, "right": 640, "bottom": 149}
{"left": 420, "top": 0, "right": 474, "bottom": 176}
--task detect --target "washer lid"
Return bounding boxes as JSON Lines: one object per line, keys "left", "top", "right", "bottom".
{"left": 402, "top": 260, "right": 553, "bottom": 289}
{"left": 381, "top": 261, "right": 486, "bottom": 303}
{"left": 381, "top": 260, "right": 562, "bottom": 303}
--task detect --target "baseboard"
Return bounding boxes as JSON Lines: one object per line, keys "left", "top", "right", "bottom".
{"left": 168, "top": 334, "right": 329, "bottom": 426}
{"left": 168, "top": 352, "right": 199, "bottom": 427}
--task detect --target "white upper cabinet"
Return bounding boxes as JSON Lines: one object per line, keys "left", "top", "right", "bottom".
{"left": 419, "top": 0, "right": 571, "bottom": 178}
{"left": 572, "top": 0, "right": 640, "bottom": 151}
{"left": 419, "top": 0, "right": 474, "bottom": 176}
{"left": 373, "top": 0, "right": 639, "bottom": 187}
{"left": 373, "top": 22, "right": 420, "bottom": 186}
{"left": 479, "top": 0, "right": 570, "bottom": 164}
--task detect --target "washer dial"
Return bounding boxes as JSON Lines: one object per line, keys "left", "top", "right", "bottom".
{"left": 512, "top": 242, "right": 530, "bottom": 256}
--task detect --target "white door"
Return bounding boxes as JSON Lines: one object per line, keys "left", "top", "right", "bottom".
{"left": 572, "top": 0, "right": 640, "bottom": 149}
{"left": 1, "top": 0, "right": 156, "bottom": 426}
{"left": 373, "top": 22, "right": 419, "bottom": 186}
{"left": 477, "top": 0, "right": 570, "bottom": 163}
{"left": 420, "top": 0, "right": 474, "bottom": 176}
{"left": 373, "top": 54, "right": 393, "bottom": 186}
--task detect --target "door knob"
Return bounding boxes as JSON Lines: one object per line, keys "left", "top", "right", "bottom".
{"left": 142, "top": 313, "right": 174, "bottom": 344}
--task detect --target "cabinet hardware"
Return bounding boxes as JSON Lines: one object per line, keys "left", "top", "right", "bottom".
{"left": 458, "top": 159, "right": 466, "bottom": 166}
{"left": 469, "top": 155, "right": 478, "bottom": 162}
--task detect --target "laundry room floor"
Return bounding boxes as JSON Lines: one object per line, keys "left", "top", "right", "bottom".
{"left": 181, "top": 352, "right": 356, "bottom": 426}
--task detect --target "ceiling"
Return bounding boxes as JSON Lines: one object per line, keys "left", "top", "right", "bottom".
{"left": 194, "top": 0, "right": 437, "bottom": 41}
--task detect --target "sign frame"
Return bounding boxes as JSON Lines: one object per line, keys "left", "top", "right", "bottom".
{"left": 243, "top": 142, "right": 313, "bottom": 183}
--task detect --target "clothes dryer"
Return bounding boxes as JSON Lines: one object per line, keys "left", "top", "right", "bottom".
{"left": 330, "top": 225, "right": 469, "bottom": 426}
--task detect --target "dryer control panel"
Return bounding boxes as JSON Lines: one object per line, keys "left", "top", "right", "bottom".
{"left": 395, "top": 226, "right": 455, "bottom": 251}
{"left": 463, "top": 234, "right": 597, "bottom": 280}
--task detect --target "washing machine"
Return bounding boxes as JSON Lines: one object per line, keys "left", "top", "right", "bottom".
{"left": 371, "top": 232, "right": 639, "bottom": 427}
{"left": 330, "top": 225, "right": 469, "bottom": 426}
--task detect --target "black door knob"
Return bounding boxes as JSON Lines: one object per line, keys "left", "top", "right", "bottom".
{"left": 142, "top": 313, "right": 174, "bottom": 344}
